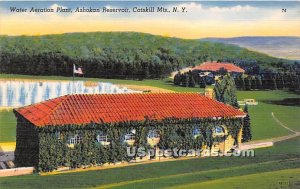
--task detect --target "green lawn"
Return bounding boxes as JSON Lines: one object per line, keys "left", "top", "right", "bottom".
{"left": 171, "top": 168, "right": 300, "bottom": 189}
{"left": 237, "top": 90, "right": 300, "bottom": 140}
{"left": 0, "top": 137, "right": 299, "bottom": 189}
{"left": 0, "top": 110, "right": 16, "bottom": 142}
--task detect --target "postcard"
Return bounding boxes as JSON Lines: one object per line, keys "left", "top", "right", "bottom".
{"left": 0, "top": 1, "right": 299, "bottom": 188}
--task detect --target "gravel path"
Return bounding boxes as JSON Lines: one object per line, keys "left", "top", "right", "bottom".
{"left": 240, "top": 112, "right": 299, "bottom": 149}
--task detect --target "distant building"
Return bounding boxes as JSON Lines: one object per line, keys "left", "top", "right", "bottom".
{"left": 14, "top": 93, "right": 245, "bottom": 172}
{"left": 193, "top": 62, "right": 245, "bottom": 74}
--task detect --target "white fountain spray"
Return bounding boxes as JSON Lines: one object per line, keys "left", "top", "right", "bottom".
{"left": 0, "top": 81, "right": 138, "bottom": 108}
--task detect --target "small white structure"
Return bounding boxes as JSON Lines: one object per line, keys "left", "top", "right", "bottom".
{"left": 238, "top": 99, "right": 258, "bottom": 106}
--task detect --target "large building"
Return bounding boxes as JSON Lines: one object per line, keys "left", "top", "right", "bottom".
{"left": 14, "top": 93, "right": 245, "bottom": 172}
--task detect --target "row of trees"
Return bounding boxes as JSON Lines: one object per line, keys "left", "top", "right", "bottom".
{"left": 0, "top": 50, "right": 175, "bottom": 80}
{"left": 174, "top": 70, "right": 300, "bottom": 91}
{"left": 174, "top": 71, "right": 210, "bottom": 88}
{"left": 222, "top": 58, "right": 300, "bottom": 75}
{"left": 235, "top": 73, "right": 300, "bottom": 91}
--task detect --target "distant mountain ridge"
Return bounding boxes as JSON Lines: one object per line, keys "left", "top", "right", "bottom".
{"left": 201, "top": 36, "right": 300, "bottom": 60}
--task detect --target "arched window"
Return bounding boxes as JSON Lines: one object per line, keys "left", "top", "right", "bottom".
{"left": 96, "top": 131, "right": 110, "bottom": 144}
{"left": 193, "top": 127, "right": 201, "bottom": 138}
{"left": 55, "top": 131, "right": 62, "bottom": 140}
{"left": 147, "top": 129, "right": 159, "bottom": 139}
{"left": 147, "top": 129, "right": 160, "bottom": 147}
{"left": 215, "top": 126, "right": 224, "bottom": 134}
{"left": 124, "top": 129, "right": 136, "bottom": 142}
{"left": 68, "top": 134, "right": 82, "bottom": 145}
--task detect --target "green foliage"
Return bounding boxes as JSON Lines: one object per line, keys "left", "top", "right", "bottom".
{"left": 188, "top": 74, "right": 196, "bottom": 87}
{"left": 174, "top": 71, "right": 207, "bottom": 88}
{"left": 0, "top": 110, "right": 16, "bottom": 142}
{"left": 173, "top": 72, "right": 181, "bottom": 86}
{"left": 235, "top": 73, "right": 300, "bottom": 91}
{"left": 199, "top": 76, "right": 206, "bottom": 88}
{"left": 13, "top": 115, "right": 39, "bottom": 168}
{"left": 181, "top": 74, "right": 189, "bottom": 87}
{"left": 256, "top": 76, "right": 263, "bottom": 89}
{"left": 15, "top": 117, "right": 242, "bottom": 172}
{"left": 214, "top": 74, "right": 239, "bottom": 108}
{"left": 242, "top": 105, "right": 252, "bottom": 142}
{"left": 244, "top": 76, "right": 252, "bottom": 91}
{"left": 0, "top": 32, "right": 291, "bottom": 79}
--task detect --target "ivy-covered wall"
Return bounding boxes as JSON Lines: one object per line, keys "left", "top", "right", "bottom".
{"left": 14, "top": 114, "right": 39, "bottom": 168}
{"left": 15, "top": 116, "right": 243, "bottom": 172}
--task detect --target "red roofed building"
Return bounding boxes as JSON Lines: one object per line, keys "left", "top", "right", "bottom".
{"left": 14, "top": 93, "right": 245, "bottom": 171}
{"left": 193, "top": 62, "right": 245, "bottom": 73}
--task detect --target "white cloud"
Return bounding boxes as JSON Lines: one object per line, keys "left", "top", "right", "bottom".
{"left": 209, "top": 5, "right": 255, "bottom": 12}
{"left": 49, "top": 3, "right": 68, "bottom": 10}
{"left": 177, "top": 2, "right": 203, "bottom": 10}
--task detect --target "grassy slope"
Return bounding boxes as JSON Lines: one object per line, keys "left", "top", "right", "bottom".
{"left": 0, "top": 137, "right": 299, "bottom": 189}
{"left": 237, "top": 90, "right": 300, "bottom": 140}
{"left": 0, "top": 110, "right": 16, "bottom": 142}
{"left": 171, "top": 169, "right": 300, "bottom": 189}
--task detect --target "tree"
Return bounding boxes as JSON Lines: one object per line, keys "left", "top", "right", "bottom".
{"left": 251, "top": 76, "right": 257, "bottom": 90}
{"left": 272, "top": 76, "right": 278, "bottom": 90}
{"left": 199, "top": 76, "right": 206, "bottom": 88}
{"left": 289, "top": 74, "right": 300, "bottom": 91}
{"left": 242, "top": 105, "right": 252, "bottom": 142}
{"left": 244, "top": 76, "right": 252, "bottom": 91}
{"left": 213, "top": 74, "right": 239, "bottom": 108}
{"left": 240, "top": 75, "right": 246, "bottom": 90}
{"left": 181, "top": 73, "right": 189, "bottom": 87}
{"left": 173, "top": 72, "right": 181, "bottom": 86}
{"left": 188, "top": 74, "right": 196, "bottom": 87}
{"left": 256, "top": 76, "right": 263, "bottom": 89}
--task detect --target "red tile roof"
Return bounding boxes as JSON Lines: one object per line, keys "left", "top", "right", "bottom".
{"left": 193, "top": 62, "right": 245, "bottom": 73}
{"left": 14, "top": 93, "right": 245, "bottom": 127}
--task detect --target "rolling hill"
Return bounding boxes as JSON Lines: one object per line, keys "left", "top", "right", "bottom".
{"left": 201, "top": 36, "right": 300, "bottom": 60}
{"left": 0, "top": 32, "right": 294, "bottom": 79}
